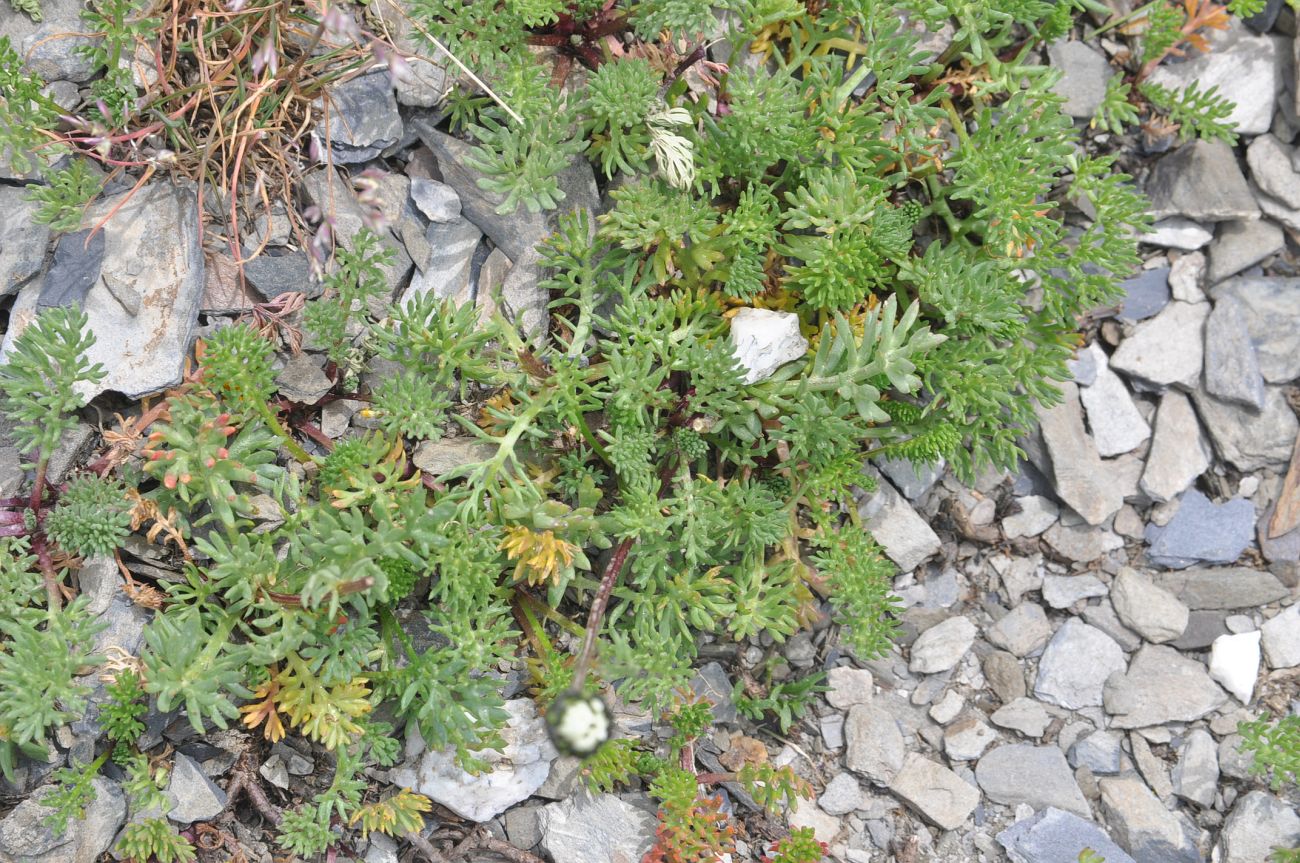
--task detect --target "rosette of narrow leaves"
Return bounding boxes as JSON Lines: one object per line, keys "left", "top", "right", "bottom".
{"left": 200, "top": 322, "right": 277, "bottom": 413}
{"left": 44, "top": 474, "right": 132, "bottom": 558}
{"left": 580, "top": 57, "right": 660, "bottom": 178}
{"left": 0, "top": 598, "right": 102, "bottom": 754}
{"left": 141, "top": 609, "right": 252, "bottom": 733}
{"left": 0, "top": 306, "right": 105, "bottom": 469}
{"left": 26, "top": 158, "right": 102, "bottom": 233}
{"left": 143, "top": 397, "right": 279, "bottom": 531}
{"left": 115, "top": 817, "right": 196, "bottom": 863}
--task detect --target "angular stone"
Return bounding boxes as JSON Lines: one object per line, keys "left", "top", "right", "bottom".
{"left": 1110, "top": 301, "right": 1209, "bottom": 389}
{"left": 1145, "top": 21, "right": 1281, "bottom": 135}
{"left": 300, "top": 168, "right": 412, "bottom": 297}
{"left": 1209, "top": 276, "right": 1300, "bottom": 383}
{"left": 845, "top": 703, "right": 906, "bottom": 784}
{"left": 0, "top": 777, "right": 125, "bottom": 863}
{"left": 1205, "top": 296, "right": 1268, "bottom": 410}
{"left": 998, "top": 807, "right": 1137, "bottom": 863}
{"left": 1172, "top": 728, "right": 1218, "bottom": 808}
{"left": 319, "top": 71, "right": 403, "bottom": 163}
{"left": 1141, "top": 391, "right": 1210, "bottom": 503}
{"left": 409, "top": 178, "right": 461, "bottom": 223}
{"left": 729, "top": 308, "right": 807, "bottom": 384}
{"left": 0, "top": 186, "right": 50, "bottom": 296}
{"left": 825, "top": 666, "right": 875, "bottom": 709}
{"left": 411, "top": 437, "right": 499, "bottom": 477}
{"left": 275, "top": 353, "right": 332, "bottom": 404}
{"left": 241, "top": 250, "right": 315, "bottom": 301}
{"left": 887, "top": 754, "right": 978, "bottom": 831}
{"left": 167, "top": 753, "right": 228, "bottom": 824}
{"left": 944, "top": 714, "right": 998, "bottom": 761}
{"left": 1003, "top": 495, "right": 1060, "bottom": 539}
{"left": 394, "top": 57, "right": 447, "bottom": 108}
{"left": 1208, "top": 219, "right": 1284, "bottom": 285}
{"left": 1145, "top": 490, "right": 1256, "bottom": 569}
{"left": 1110, "top": 567, "right": 1189, "bottom": 643}
{"left": 1117, "top": 268, "right": 1171, "bottom": 323}
{"left": 1035, "top": 619, "right": 1127, "bottom": 710}
{"left": 909, "top": 616, "right": 976, "bottom": 674}
{"left": 401, "top": 217, "right": 482, "bottom": 307}
{"left": 989, "top": 697, "right": 1051, "bottom": 739}
{"left": 858, "top": 470, "right": 942, "bottom": 572}
{"left": 876, "top": 455, "right": 944, "bottom": 501}
{"left": 1145, "top": 140, "right": 1260, "bottom": 222}
{"left": 1048, "top": 40, "right": 1112, "bottom": 119}
{"left": 1169, "top": 251, "right": 1208, "bottom": 302}
{"left": 391, "top": 699, "right": 557, "bottom": 822}
{"left": 1130, "top": 732, "right": 1174, "bottom": 801}
{"left": 690, "top": 661, "right": 738, "bottom": 725}
{"left": 1103, "top": 644, "right": 1228, "bottom": 728}
{"left": 975, "top": 744, "right": 1090, "bottom": 817}
{"left": 1078, "top": 344, "right": 1151, "bottom": 457}
{"left": 1209, "top": 630, "right": 1261, "bottom": 704}
{"left": 984, "top": 649, "right": 1028, "bottom": 704}
{"left": 1099, "top": 776, "right": 1201, "bottom": 863}
{"left": 1153, "top": 567, "right": 1290, "bottom": 609}
{"left": 38, "top": 228, "right": 103, "bottom": 309}
{"left": 986, "top": 603, "right": 1052, "bottom": 658}
{"left": 1146, "top": 219, "right": 1214, "bottom": 251}
{"left": 1042, "top": 573, "right": 1108, "bottom": 609}
{"left": 538, "top": 794, "right": 656, "bottom": 863}
{"left": 1246, "top": 133, "right": 1300, "bottom": 208}
{"left": 1217, "top": 791, "right": 1300, "bottom": 863}
{"left": 1261, "top": 604, "right": 1300, "bottom": 668}
{"left": 818, "top": 772, "right": 863, "bottom": 817}
{"left": 1038, "top": 382, "right": 1124, "bottom": 525}
{"left": 1070, "top": 731, "right": 1122, "bottom": 775}
{"left": 1191, "top": 385, "right": 1299, "bottom": 472}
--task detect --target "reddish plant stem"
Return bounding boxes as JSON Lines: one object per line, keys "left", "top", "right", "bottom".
{"left": 264, "top": 576, "right": 374, "bottom": 608}
{"left": 571, "top": 536, "right": 634, "bottom": 689}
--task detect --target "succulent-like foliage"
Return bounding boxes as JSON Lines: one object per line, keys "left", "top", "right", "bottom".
{"left": 44, "top": 474, "right": 132, "bottom": 558}
{"left": 0, "top": 307, "right": 105, "bottom": 469}
{"left": 115, "top": 817, "right": 197, "bottom": 863}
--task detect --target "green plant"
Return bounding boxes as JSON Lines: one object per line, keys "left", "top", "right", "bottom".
{"left": 1140, "top": 79, "right": 1239, "bottom": 144}
{"left": 44, "top": 474, "right": 132, "bottom": 559}
{"left": 41, "top": 752, "right": 109, "bottom": 835}
{"left": 101, "top": 670, "right": 149, "bottom": 759}
{"left": 26, "top": 159, "right": 103, "bottom": 233}
{"left": 116, "top": 817, "right": 197, "bottom": 863}
{"left": 734, "top": 671, "right": 829, "bottom": 735}
{"left": 1238, "top": 713, "right": 1300, "bottom": 861}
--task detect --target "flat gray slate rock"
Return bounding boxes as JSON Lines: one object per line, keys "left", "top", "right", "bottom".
{"left": 1145, "top": 140, "right": 1259, "bottom": 222}
{"left": 998, "top": 807, "right": 1136, "bottom": 863}
{"left": 1144, "top": 490, "right": 1255, "bottom": 569}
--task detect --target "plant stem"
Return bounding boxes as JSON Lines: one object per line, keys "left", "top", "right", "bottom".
{"left": 570, "top": 536, "right": 633, "bottom": 689}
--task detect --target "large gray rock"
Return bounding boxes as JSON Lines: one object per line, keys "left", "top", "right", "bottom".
{"left": 1041, "top": 572, "right": 1108, "bottom": 609}
{"left": 887, "top": 754, "right": 978, "bottom": 830}
{"left": 1070, "top": 731, "right": 1123, "bottom": 775}
{"left": 1145, "top": 21, "right": 1282, "bottom": 135}
{"left": 1110, "top": 567, "right": 1188, "bottom": 643}
{"left": 1035, "top": 619, "right": 1127, "bottom": 709}
{"left": 1172, "top": 728, "right": 1219, "bottom": 808}
{"left": 1261, "top": 603, "right": 1300, "bottom": 668}
{"left": 1152, "top": 567, "right": 1290, "bottom": 609}
{"left": 538, "top": 793, "right": 656, "bottom": 863}
{"left": 0, "top": 777, "right": 125, "bottom": 863}
{"left": 998, "top": 807, "right": 1137, "bottom": 863}
{"left": 1217, "top": 791, "right": 1300, "bottom": 863}
{"left": 1246, "top": 133, "right": 1300, "bottom": 208}
{"left": 1109, "top": 301, "right": 1209, "bottom": 389}
{"left": 401, "top": 217, "right": 483, "bottom": 307}
{"left": 408, "top": 178, "right": 461, "bottom": 223}
{"left": 1117, "top": 268, "right": 1172, "bottom": 323}
{"left": 0, "top": 186, "right": 50, "bottom": 296}
{"left": 1078, "top": 343, "right": 1150, "bottom": 457}
{"left": 845, "top": 703, "right": 906, "bottom": 784}
{"left": 1102, "top": 644, "right": 1228, "bottom": 728}
{"left": 1038, "top": 382, "right": 1123, "bottom": 526}
{"left": 1003, "top": 495, "right": 1060, "bottom": 539}
{"left": 1048, "top": 40, "right": 1112, "bottom": 119}
{"left": 975, "top": 744, "right": 1090, "bottom": 817}
{"left": 1145, "top": 140, "right": 1260, "bottom": 222}
{"left": 1209, "top": 276, "right": 1300, "bottom": 382}
{"left": 1190, "top": 385, "right": 1298, "bottom": 472}
{"left": 167, "top": 753, "right": 227, "bottom": 824}
{"left": 1207, "top": 219, "right": 1283, "bottom": 285}
{"left": 2, "top": 183, "right": 204, "bottom": 400}
{"left": 986, "top": 603, "right": 1053, "bottom": 658}
{"left": 318, "top": 71, "right": 403, "bottom": 164}
{"left": 1099, "top": 776, "right": 1202, "bottom": 863}
{"left": 1204, "top": 296, "right": 1268, "bottom": 410}
{"left": 1141, "top": 391, "right": 1210, "bottom": 503}
{"left": 1144, "top": 490, "right": 1255, "bottom": 569}
{"left": 857, "top": 470, "right": 942, "bottom": 572}
{"left": 943, "top": 714, "right": 998, "bottom": 761}
{"left": 876, "top": 455, "right": 944, "bottom": 501}
{"left": 989, "top": 697, "right": 1051, "bottom": 738}
{"left": 391, "top": 699, "right": 557, "bottom": 822}
{"left": 908, "top": 616, "right": 976, "bottom": 673}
